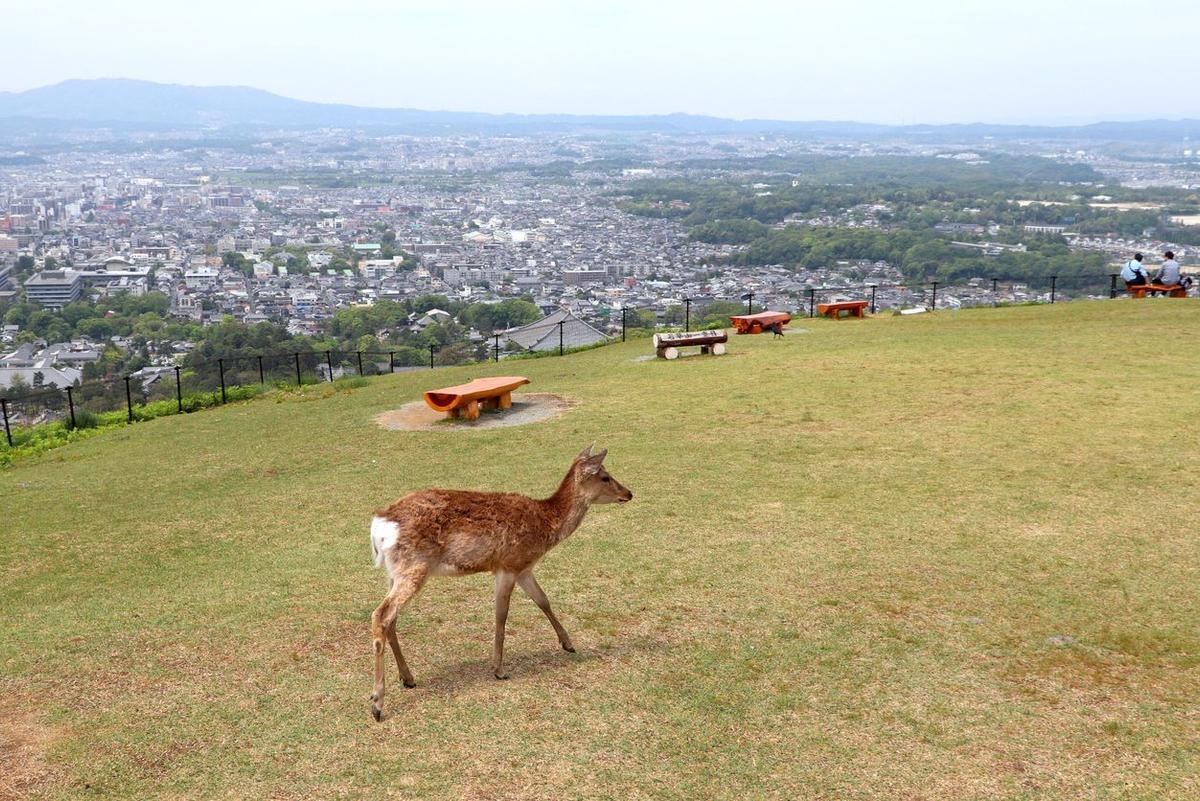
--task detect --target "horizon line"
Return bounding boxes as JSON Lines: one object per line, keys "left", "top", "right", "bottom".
{"left": 2, "top": 77, "right": 1198, "bottom": 130}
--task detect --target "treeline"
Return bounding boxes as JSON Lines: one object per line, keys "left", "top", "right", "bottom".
{"left": 611, "top": 153, "right": 1200, "bottom": 285}
{"left": 0, "top": 286, "right": 548, "bottom": 387}
{"left": 721, "top": 226, "right": 1107, "bottom": 284}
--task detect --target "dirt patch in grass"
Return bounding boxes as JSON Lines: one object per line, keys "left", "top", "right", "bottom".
{"left": 374, "top": 392, "right": 576, "bottom": 432}
{"left": 0, "top": 693, "right": 63, "bottom": 800}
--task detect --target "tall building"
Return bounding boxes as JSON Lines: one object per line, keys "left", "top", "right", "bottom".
{"left": 0, "top": 262, "right": 14, "bottom": 300}
{"left": 24, "top": 270, "right": 83, "bottom": 308}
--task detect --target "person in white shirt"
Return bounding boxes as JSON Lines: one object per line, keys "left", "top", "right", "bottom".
{"left": 1120, "top": 253, "right": 1149, "bottom": 288}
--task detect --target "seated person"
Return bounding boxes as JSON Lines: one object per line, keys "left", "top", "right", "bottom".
{"left": 1154, "top": 251, "right": 1182, "bottom": 287}
{"left": 1120, "top": 253, "right": 1149, "bottom": 287}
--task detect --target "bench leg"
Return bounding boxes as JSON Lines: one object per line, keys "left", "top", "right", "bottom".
{"left": 451, "top": 401, "right": 481, "bottom": 421}
{"left": 498, "top": 392, "right": 512, "bottom": 410}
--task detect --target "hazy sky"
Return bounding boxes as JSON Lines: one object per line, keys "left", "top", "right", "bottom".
{"left": 4, "top": 0, "right": 1197, "bottom": 125}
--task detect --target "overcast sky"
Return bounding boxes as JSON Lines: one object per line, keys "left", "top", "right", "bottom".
{"left": 3, "top": 0, "right": 1197, "bottom": 125}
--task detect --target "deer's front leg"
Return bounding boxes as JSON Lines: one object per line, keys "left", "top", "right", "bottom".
{"left": 493, "top": 570, "right": 517, "bottom": 679}
{"left": 517, "top": 569, "right": 575, "bottom": 653}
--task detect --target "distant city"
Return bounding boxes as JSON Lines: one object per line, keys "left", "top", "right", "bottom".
{"left": 2, "top": 80, "right": 1199, "bottom": 395}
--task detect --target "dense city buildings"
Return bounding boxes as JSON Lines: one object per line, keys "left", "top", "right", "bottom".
{"left": 2, "top": 125, "right": 1198, "bottom": 391}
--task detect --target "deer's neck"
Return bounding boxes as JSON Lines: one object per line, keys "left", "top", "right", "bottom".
{"left": 542, "top": 468, "right": 590, "bottom": 545}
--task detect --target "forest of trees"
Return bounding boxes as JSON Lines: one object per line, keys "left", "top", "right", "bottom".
{"left": 613, "top": 154, "right": 1197, "bottom": 285}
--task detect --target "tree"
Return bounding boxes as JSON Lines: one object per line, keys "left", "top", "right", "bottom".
{"left": 459, "top": 299, "right": 540, "bottom": 332}
{"left": 624, "top": 310, "right": 656, "bottom": 330}
{"left": 357, "top": 334, "right": 383, "bottom": 354}
{"left": 222, "top": 252, "right": 252, "bottom": 277}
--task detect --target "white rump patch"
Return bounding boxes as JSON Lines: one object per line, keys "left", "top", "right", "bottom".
{"left": 370, "top": 516, "right": 400, "bottom": 568}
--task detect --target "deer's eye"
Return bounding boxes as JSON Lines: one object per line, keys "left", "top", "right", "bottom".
{"left": 601, "top": 476, "right": 610, "bottom": 482}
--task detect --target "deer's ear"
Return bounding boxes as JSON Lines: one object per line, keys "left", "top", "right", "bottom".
{"left": 589, "top": 448, "right": 608, "bottom": 464}
{"left": 578, "top": 443, "right": 595, "bottom": 460}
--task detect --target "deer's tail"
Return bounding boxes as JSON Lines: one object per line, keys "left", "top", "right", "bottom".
{"left": 370, "top": 516, "right": 400, "bottom": 569}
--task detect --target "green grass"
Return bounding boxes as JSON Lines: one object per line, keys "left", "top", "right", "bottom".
{"left": 2, "top": 301, "right": 1198, "bottom": 800}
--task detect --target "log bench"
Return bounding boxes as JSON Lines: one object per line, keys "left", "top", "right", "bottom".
{"left": 729, "top": 311, "right": 791, "bottom": 334}
{"left": 1127, "top": 283, "right": 1188, "bottom": 298}
{"left": 653, "top": 330, "right": 728, "bottom": 359}
{"left": 423, "top": 376, "right": 530, "bottom": 421}
{"left": 817, "top": 300, "right": 870, "bottom": 319}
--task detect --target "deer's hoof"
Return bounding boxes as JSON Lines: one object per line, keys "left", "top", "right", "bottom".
{"left": 562, "top": 644, "right": 577, "bottom": 653}
{"left": 403, "top": 680, "right": 417, "bottom": 689}
{"left": 494, "top": 671, "right": 510, "bottom": 680}
{"left": 371, "top": 704, "right": 383, "bottom": 723}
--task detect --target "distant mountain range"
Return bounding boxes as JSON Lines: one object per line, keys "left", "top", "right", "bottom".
{"left": 2, "top": 78, "right": 1200, "bottom": 141}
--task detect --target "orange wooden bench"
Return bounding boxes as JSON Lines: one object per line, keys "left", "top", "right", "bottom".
{"left": 729, "top": 311, "right": 790, "bottom": 334}
{"left": 817, "top": 300, "right": 870, "bottom": 319}
{"left": 1127, "top": 283, "right": 1188, "bottom": 298}
{"left": 423, "top": 376, "right": 530, "bottom": 421}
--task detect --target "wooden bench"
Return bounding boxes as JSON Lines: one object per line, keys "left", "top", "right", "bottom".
{"left": 423, "top": 376, "right": 530, "bottom": 421}
{"left": 729, "top": 311, "right": 791, "bottom": 335}
{"left": 817, "top": 300, "right": 870, "bottom": 319}
{"left": 1127, "top": 283, "right": 1188, "bottom": 298}
{"left": 652, "top": 330, "right": 728, "bottom": 359}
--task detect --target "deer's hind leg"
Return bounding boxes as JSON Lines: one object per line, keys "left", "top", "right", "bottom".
{"left": 370, "top": 563, "right": 428, "bottom": 722}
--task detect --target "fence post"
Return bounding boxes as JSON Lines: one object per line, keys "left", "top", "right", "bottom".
{"left": 992, "top": 277, "right": 999, "bottom": 307}
{"left": 684, "top": 298, "right": 691, "bottom": 331}
{"left": 558, "top": 320, "right": 564, "bottom": 356}
{"left": 66, "top": 385, "right": 76, "bottom": 429}
{"left": 175, "top": 366, "right": 183, "bottom": 412}
{"left": 807, "top": 287, "right": 815, "bottom": 318}
{"left": 124, "top": 376, "right": 133, "bottom": 423}
{"left": 493, "top": 333, "right": 500, "bottom": 362}
{"left": 357, "top": 351, "right": 364, "bottom": 376}
{"left": 621, "top": 307, "right": 627, "bottom": 342}
{"left": 429, "top": 344, "right": 435, "bottom": 369}
{"left": 930, "top": 281, "right": 939, "bottom": 311}
{"left": 745, "top": 293, "right": 754, "bottom": 315}
{"left": 325, "top": 350, "right": 334, "bottom": 382}
{"left": 1110, "top": 273, "right": 1119, "bottom": 299}
{"left": 218, "top": 358, "right": 227, "bottom": 404}
{"left": 1, "top": 398, "right": 10, "bottom": 447}
{"left": 257, "top": 355, "right": 265, "bottom": 385}
{"left": 869, "top": 284, "right": 877, "bottom": 315}
{"left": 389, "top": 351, "right": 395, "bottom": 373}
{"left": 1050, "top": 275, "right": 1057, "bottom": 304}
{"left": 294, "top": 352, "right": 302, "bottom": 386}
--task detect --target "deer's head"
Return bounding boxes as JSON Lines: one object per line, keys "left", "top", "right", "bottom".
{"left": 574, "top": 444, "right": 633, "bottom": 505}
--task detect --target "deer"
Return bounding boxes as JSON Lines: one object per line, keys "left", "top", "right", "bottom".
{"left": 367, "top": 444, "right": 633, "bottom": 722}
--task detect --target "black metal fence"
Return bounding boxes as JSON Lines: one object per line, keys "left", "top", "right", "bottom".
{"left": 0, "top": 347, "right": 463, "bottom": 446}
{"left": 0, "top": 270, "right": 1188, "bottom": 447}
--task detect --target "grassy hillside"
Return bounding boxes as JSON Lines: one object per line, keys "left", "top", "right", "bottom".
{"left": 2, "top": 302, "right": 1198, "bottom": 800}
